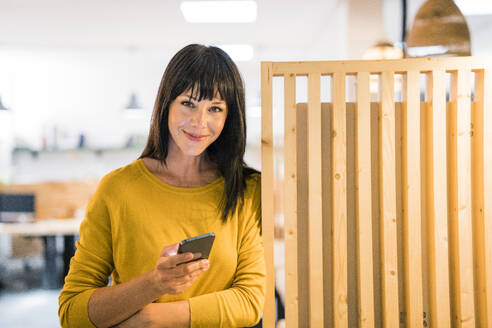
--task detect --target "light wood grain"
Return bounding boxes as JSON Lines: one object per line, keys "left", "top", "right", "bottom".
{"left": 482, "top": 69, "right": 492, "bottom": 328}
{"left": 260, "top": 58, "right": 491, "bottom": 327}
{"left": 355, "top": 72, "right": 375, "bottom": 328}
{"left": 471, "top": 69, "right": 487, "bottom": 328}
{"left": 261, "top": 62, "right": 276, "bottom": 328}
{"left": 271, "top": 57, "right": 491, "bottom": 76}
{"left": 331, "top": 71, "right": 348, "bottom": 328}
{"left": 402, "top": 70, "right": 424, "bottom": 328}
{"left": 428, "top": 70, "right": 451, "bottom": 328}
{"left": 284, "top": 73, "right": 299, "bottom": 328}
{"left": 307, "top": 72, "right": 324, "bottom": 327}
{"left": 379, "top": 71, "right": 399, "bottom": 328}
{"left": 296, "top": 103, "right": 310, "bottom": 328}
{"left": 448, "top": 70, "right": 475, "bottom": 327}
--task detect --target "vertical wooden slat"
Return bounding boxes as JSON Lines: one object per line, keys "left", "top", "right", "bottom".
{"left": 345, "top": 102, "right": 358, "bottom": 328}
{"left": 471, "top": 70, "right": 492, "bottom": 327}
{"left": 261, "top": 62, "right": 276, "bottom": 328}
{"left": 307, "top": 72, "right": 324, "bottom": 327}
{"left": 421, "top": 100, "right": 431, "bottom": 328}
{"left": 448, "top": 70, "right": 475, "bottom": 327}
{"left": 355, "top": 71, "right": 375, "bottom": 328}
{"left": 427, "top": 70, "right": 451, "bottom": 328}
{"left": 482, "top": 69, "right": 492, "bottom": 327}
{"left": 284, "top": 73, "right": 299, "bottom": 328}
{"left": 332, "top": 72, "right": 348, "bottom": 327}
{"left": 402, "top": 70, "right": 424, "bottom": 328}
{"left": 379, "top": 71, "right": 400, "bottom": 328}
{"left": 370, "top": 101, "right": 383, "bottom": 328}
{"left": 296, "top": 103, "right": 310, "bottom": 328}
{"left": 322, "top": 103, "right": 335, "bottom": 327}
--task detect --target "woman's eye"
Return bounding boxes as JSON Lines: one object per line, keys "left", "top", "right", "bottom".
{"left": 209, "top": 106, "right": 223, "bottom": 113}
{"left": 181, "top": 101, "right": 194, "bottom": 107}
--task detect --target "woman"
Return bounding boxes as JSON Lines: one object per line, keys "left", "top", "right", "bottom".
{"left": 59, "top": 44, "right": 265, "bottom": 328}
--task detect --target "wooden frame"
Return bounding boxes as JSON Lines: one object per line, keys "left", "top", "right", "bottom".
{"left": 261, "top": 57, "right": 492, "bottom": 327}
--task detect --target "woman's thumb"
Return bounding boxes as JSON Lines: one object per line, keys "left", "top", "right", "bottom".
{"left": 160, "top": 243, "right": 179, "bottom": 257}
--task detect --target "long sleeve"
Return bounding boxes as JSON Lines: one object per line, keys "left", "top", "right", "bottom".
{"left": 188, "top": 176, "right": 266, "bottom": 327}
{"left": 58, "top": 176, "right": 115, "bottom": 328}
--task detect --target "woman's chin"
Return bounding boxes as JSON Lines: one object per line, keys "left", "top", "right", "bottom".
{"left": 179, "top": 146, "right": 208, "bottom": 157}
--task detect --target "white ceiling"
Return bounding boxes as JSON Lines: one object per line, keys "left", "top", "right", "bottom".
{"left": 0, "top": 0, "right": 341, "bottom": 50}
{"left": 2, "top": 0, "right": 490, "bottom": 57}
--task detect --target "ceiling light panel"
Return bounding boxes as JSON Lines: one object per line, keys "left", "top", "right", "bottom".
{"left": 180, "top": 1, "right": 257, "bottom": 23}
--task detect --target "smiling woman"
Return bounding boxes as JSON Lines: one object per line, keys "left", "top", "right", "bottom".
{"left": 58, "top": 44, "right": 265, "bottom": 328}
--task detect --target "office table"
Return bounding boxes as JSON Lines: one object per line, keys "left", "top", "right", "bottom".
{"left": 0, "top": 218, "right": 82, "bottom": 289}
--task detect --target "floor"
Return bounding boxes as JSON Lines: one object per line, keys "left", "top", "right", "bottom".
{"left": 0, "top": 289, "right": 61, "bottom": 328}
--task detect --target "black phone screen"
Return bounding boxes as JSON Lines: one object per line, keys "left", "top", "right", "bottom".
{"left": 177, "top": 232, "right": 215, "bottom": 262}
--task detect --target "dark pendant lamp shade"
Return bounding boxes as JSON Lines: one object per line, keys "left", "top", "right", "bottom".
{"left": 125, "top": 92, "right": 142, "bottom": 110}
{"left": 406, "top": 0, "right": 471, "bottom": 57}
{"left": 0, "top": 96, "right": 8, "bottom": 110}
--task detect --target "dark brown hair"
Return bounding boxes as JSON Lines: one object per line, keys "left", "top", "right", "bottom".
{"left": 140, "top": 44, "right": 257, "bottom": 221}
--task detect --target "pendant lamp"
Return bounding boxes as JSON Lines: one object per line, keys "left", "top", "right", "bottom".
{"left": 125, "top": 92, "right": 142, "bottom": 110}
{"left": 0, "top": 96, "right": 8, "bottom": 110}
{"left": 406, "top": 0, "right": 471, "bottom": 57}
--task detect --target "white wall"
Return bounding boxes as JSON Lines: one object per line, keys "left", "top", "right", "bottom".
{"left": 0, "top": 47, "right": 169, "bottom": 150}
{"left": 1, "top": 0, "right": 490, "bottom": 180}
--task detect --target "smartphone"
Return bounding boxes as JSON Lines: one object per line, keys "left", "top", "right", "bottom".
{"left": 177, "top": 232, "right": 215, "bottom": 263}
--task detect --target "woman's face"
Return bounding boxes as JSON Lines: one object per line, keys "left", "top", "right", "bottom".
{"left": 168, "top": 90, "right": 228, "bottom": 157}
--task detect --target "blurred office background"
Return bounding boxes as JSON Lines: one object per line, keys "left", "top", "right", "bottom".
{"left": 0, "top": 0, "right": 491, "bottom": 327}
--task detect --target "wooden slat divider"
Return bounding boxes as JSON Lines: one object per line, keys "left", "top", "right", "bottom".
{"left": 260, "top": 58, "right": 491, "bottom": 328}
{"left": 471, "top": 69, "right": 487, "bottom": 327}
{"left": 402, "top": 70, "right": 424, "bottom": 328}
{"left": 482, "top": 69, "right": 492, "bottom": 327}
{"left": 449, "top": 70, "right": 475, "bottom": 327}
{"left": 296, "top": 103, "right": 310, "bottom": 328}
{"left": 428, "top": 70, "right": 451, "bottom": 328}
{"left": 261, "top": 62, "right": 276, "bottom": 328}
{"left": 379, "top": 71, "right": 399, "bottom": 328}
{"left": 271, "top": 57, "right": 491, "bottom": 76}
{"left": 332, "top": 71, "right": 349, "bottom": 327}
{"left": 307, "top": 72, "right": 324, "bottom": 327}
{"left": 283, "top": 73, "right": 299, "bottom": 328}
{"left": 355, "top": 72, "right": 375, "bottom": 328}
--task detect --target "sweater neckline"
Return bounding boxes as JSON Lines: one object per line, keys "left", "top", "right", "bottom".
{"left": 135, "top": 158, "right": 224, "bottom": 194}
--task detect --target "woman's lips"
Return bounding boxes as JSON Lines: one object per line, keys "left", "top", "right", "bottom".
{"left": 183, "top": 130, "right": 208, "bottom": 141}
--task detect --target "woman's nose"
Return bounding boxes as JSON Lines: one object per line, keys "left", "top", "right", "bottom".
{"left": 191, "top": 107, "right": 207, "bottom": 127}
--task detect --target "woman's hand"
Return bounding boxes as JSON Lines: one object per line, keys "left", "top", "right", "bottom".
{"left": 152, "top": 243, "right": 209, "bottom": 295}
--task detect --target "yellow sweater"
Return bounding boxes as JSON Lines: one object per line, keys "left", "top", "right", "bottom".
{"left": 58, "top": 158, "right": 265, "bottom": 327}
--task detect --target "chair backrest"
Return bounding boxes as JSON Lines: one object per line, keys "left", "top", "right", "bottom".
{"left": 260, "top": 57, "right": 492, "bottom": 327}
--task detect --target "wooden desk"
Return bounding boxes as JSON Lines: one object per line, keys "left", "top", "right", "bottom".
{"left": 0, "top": 218, "right": 82, "bottom": 289}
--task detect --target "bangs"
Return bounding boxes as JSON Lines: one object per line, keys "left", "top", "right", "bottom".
{"left": 173, "top": 48, "right": 236, "bottom": 103}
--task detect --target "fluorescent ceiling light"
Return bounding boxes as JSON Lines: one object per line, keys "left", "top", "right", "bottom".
{"left": 218, "top": 44, "right": 254, "bottom": 61}
{"left": 180, "top": 1, "right": 257, "bottom": 23}
{"left": 455, "top": 0, "right": 492, "bottom": 15}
